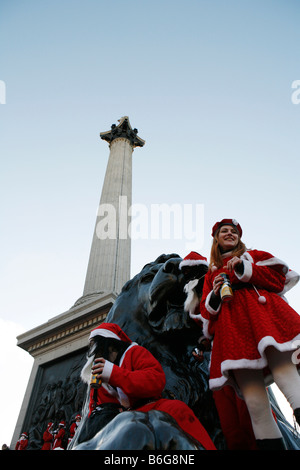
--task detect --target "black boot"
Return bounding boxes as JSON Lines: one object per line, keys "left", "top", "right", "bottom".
{"left": 256, "top": 438, "right": 286, "bottom": 450}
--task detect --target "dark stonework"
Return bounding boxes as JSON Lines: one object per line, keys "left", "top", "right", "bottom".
{"left": 100, "top": 116, "right": 145, "bottom": 148}
{"left": 21, "top": 349, "right": 88, "bottom": 450}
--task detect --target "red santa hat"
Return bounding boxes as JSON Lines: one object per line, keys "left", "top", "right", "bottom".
{"left": 89, "top": 322, "right": 132, "bottom": 343}
{"left": 211, "top": 218, "right": 242, "bottom": 238}
{"left": 179, "top": 251, "right": 208, "bottom": 270}
{"left": 81, "top": 323, "right": 133, "bottom": 386}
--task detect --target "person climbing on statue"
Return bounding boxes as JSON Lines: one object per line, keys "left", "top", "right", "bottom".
{"left": 78, "top": 322, "right": 216, "bottom": 450}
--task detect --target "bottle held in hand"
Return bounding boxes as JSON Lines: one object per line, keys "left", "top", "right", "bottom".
{"left": 90, "top": 371, "right": 102, "bottom": 388}
{"left": 220, "top": 273, "right": 233, "bottom": 302}
{"left": 90, "top": 356, "right": 102, "bottom": 389}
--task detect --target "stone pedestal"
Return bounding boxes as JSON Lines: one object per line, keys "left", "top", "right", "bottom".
{"left": 12, "top": 293, "right": 115, "bottom": 449}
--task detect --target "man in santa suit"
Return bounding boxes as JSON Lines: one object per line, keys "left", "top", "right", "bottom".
{"left": 80, "top": 322, "right": 216, "bottom": 450}
{"left": 15, "top": 432, "right": 28, "bottom": 450}
{"left": 68, "top": 414, "right": 81, "bottom": 445}
{"left": 41, "top": 422, "right": 53, "bottom": 450}
{"left": 52, "top": 421, "right": 66, "bottom": 450}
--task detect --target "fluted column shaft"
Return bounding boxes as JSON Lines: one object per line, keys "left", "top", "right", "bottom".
{"left": 83, "top": 137, "right": 132, "bottom": 296}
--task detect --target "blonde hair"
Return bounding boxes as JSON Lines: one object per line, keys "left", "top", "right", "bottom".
{"left": 209, "top": 227, "right": 247, "bottom": 270}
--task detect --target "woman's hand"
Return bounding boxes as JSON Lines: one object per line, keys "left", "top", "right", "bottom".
{"left": 225, "top": 256, "right": 243, "bottom": 273}
{"left": 91, "top": 357, "right": 106, "bottom": 378}
{"left": 213, "top": 274, "right": 224, "bottom": 295}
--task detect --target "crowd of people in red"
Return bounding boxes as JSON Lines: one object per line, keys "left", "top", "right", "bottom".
{"left": 14, "top": 414, "right": 81, "bottom": 450}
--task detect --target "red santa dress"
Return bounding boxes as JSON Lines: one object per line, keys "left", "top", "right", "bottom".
{"left": 81, "top": 323, "right": 216, "bottom": 450}
{"left": 199, "top": 249, "right": 300, "bottom": 394}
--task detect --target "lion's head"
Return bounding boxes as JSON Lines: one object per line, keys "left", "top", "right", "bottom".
{"left": 105, "top": 254, "right": 210, "bottom": 408}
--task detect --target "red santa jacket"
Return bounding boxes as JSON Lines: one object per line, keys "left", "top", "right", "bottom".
{"left": 41, "top": 425, "right": 53, "bottom": 450}
{"left": 88, "top": 343, "right": 166, "bottom": 414}
{"left": 15, "top": 435, "right": 28, "bottom": 450}
{"left": 52, "top": 427, "right": 65, "bottom": 450}
{"left": 199, "top": 249, "right": 299, "bottom": 339}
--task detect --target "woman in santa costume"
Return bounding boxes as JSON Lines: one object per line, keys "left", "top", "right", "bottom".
{"left": 180, "top": 250, "right": 257, "bottom": 450}
{"left": 198, "top": 218, "right": 300, "bottom": 450}
{"left": 80, "top": 322, "right": 216, "bottom": 450}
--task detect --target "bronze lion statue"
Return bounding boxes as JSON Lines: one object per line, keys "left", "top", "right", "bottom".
{"left": 71, "top": 254, "right": 223, "bottom": 450}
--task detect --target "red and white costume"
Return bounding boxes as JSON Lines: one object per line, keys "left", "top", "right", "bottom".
{"left": 41, "top": 422, "right": 53, "bottom": 450}
{"left": 15, "top": 432, "right": 28, "bottom": 450}
{"left": 198, "top": 249, "right": 300, "bottom": 393}
{"left": 52, "top": 421, "right": 66, "bottom": 450}
{"left": 81, "top": 323, "right": 216, "bottom": 450}
{"left": 68, "top": 415, "right": 81, "bottom": 445}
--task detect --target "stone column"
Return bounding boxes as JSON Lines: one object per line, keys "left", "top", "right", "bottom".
{"left": 81, "top": 117, "right": 145, "bottom": 301}
{"left": 12, "top": 117, "right": 145, "bottom": 449}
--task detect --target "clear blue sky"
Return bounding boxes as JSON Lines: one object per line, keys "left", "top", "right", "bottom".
{"left": 1, "top": 0, "right": 300, "bottom": 445}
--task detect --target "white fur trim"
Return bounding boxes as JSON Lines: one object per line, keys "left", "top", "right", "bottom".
{"left": 80, "top": 355, "right": 94, "bottom": 384}
{"left": 242, "top": 251, "right": 254, "bottom": 263}
{"left": 234, "top": 259, "right": 253, "bottom": 282}
{"left": 115, "top": 343, "right": 138, "bottom": 408}
{"left": 199, "top": 314, "right": 213, "bottom": 340}
{"left": 237, "top": 252, "right": 298, "bottom": 296}
{"left": 101, "top": 360, "right": 114, "bottom": 382}
{"left": 189, "top": 310, "right": 202, "bottom": 320}
{"left": 205, "top": 290, "right": 221, "bottom": 315}
{"left": 119, "top": 343, "right": 138, "bottom": 366}
{"left": 280, "top": 269, "right": 300, "bottom": 295}
{"left": 89, "top": 328, "right": 121, "bottom": 341}
{"left": 184, "top": 279, "right": 200, "bottom": 314}
{"left": 209, "top": 333, "right": 300, "bottom": 393}
{"left": 102, "top": 382, "right": 119, "bottom": 398}
{"left": 184, "top": 278, "right": 199, "bottom": 292}
{"left": 256, "top": 256, "right": 289, "bottom": 274}
{"left": 116, "top": 388, "right": 131, "bottom": 408}
{"left": 179, "top": 259, "right": 208, "bottom": 269}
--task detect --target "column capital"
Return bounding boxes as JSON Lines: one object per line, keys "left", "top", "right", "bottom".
{"left": 100, "top": 116, "right": 145, "bottom": 148}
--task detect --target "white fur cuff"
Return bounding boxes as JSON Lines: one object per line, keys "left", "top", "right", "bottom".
{"left": 205, "top": 290, "right": 221, "bottom": 315}
{"left": 234, "top": 260, "right": 252, "bottom": 282}
{"left": 101, "top": 360, "right": 114, "bottom": 382}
